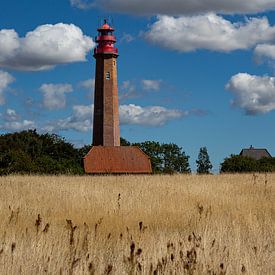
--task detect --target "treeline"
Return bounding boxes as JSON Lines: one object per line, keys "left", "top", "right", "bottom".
{"left": 0, "top": 130, "right": 194, "bottom": 175}
{"left": 220, "top": 155, "right": 275, "bottom": 173}
{"left": 1, "top": 130, "right": 274, "bottom": 175}
{"left": 0, "top": 130, "right": 84, "bottom": 175}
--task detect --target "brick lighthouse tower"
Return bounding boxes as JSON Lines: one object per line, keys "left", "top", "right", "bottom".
{"left": 92, "top": 20, "right": 120, "bottom": 147}
{"left": 84, "top": 20, "right": 152, "bottom": 174}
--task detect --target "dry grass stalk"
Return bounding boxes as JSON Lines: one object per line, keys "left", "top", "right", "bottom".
{"left": 0, "top": 174, "right": 274, "bottom": 274}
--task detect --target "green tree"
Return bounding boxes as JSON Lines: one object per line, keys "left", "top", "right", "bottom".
{"left": 0, "top": 149, "right": 36, "bottom": 175}
{"left": 220, "top": 155, "right": 258, "bottom": 173}
{"left": 120, "top": 137, "right": 131, "bottom": 146}
{"left": 220, "top": 155, "right": 275, "bottom": 173}
{"left": 161, "top": 143, "right": 190, "bottom": 174}
{"left": 0, "top": 130, "right": 84, "bottom": 175}
{"left": 133, "top": 141, "right": 190, "bottom": 174}
{"left": 196, "top": 147, "right": 213, "bottom": 174}
{"left": 256, "top": 157, "right": 275, "bottom": 172}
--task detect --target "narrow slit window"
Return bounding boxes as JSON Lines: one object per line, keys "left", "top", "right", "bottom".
{"left": 106, "top": 72, "right": 110, "bottom": 80}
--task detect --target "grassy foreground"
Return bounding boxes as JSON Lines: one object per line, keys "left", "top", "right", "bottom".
{"left": 0, "top": 174, "right": 274, "bottom": 274}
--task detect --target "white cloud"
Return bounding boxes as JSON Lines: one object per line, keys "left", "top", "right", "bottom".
{"left": 43, "top": 104, "right": 93, "bottom": 132}
{"left": 119, "top": 104, "right": 187, "bottom": 126}
{"left": 254, "top": 44, "right": 275, "bottom": 61}
{"left": 0, "top": 23, "right": 95, "bottom": 71}
{"left": 4, "top": 109, "right": 19, "bottom": 121}
{"left": 71, "top": 0, "right": 275, "bottom": 15}
{"left": 0, "top": 109, "right": 35, "bottom": 131}
{"left": 3, "top": 120, "right": 35, "bottom": 131}
{"left": 44, "top": 103, "right": 186, "bottom": 132}
{"left": 0, "top": 30, "right": 20, "bottom": 62}
{"left": 120, "top": 33, "right": 135, "bottom": 43}
{"left": 78, "top": 78, "right": 95, "bottom": 90}
{"left": 142, "top": 79, "right": 162, "bottom": 91}
{"left": 39, "top": 83, "right": 73, "bottom": 110}
{"left": 120, "top": 79, "right": 162, "bottom": 101}
{"left": 226, "top": 73, "right": 275, "bottom": 115}
{"left": 0, "top": 70, "right": 15, "bottom": 105}
{"left": 144, "top": 14, "right": 275, "bottom": 52}
{"left": 70, "top": 0, "right": 95, "bottom": 9}
{"left": 119, "top": 80, "right": 138, "bottom": 100}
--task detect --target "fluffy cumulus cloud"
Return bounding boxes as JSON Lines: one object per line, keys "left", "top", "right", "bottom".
{"left": 254, "top": 44, "right": 275, "bottom": 61}
{"left": 0, "top": 70, "right": 14, "bottom": 105}
{"left": 0, "top": 109, "right": 35, "bottom": 131}
{"left": 144, "top": 14, "right": 275, "bottom": 52}
{"left": 119, "top": 104, "right": 187, "bottom": 126}
{"left": 226, "top": 73, "right": 275, "bottom": 115}
{"left": 0, "top": 24, "right": 95, "bottom": 71}
{"left": 71, "top": 0, "right": 275, "bottom": 15}
{"left": 44, "top": 103, "right": 186, "bottom": 132}
{"left": 44, "top": 105, "right": 93, "bottom": 132}
{"left": 142, "top": 80, "right": 162, "bottom": 91}
{"left": 40, "top": 83, "right": 73, "bottom": 110}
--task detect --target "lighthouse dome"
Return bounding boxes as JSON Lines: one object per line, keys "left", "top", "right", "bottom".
{"left": 97, "top": 21, "right": 114, "bottom": 32}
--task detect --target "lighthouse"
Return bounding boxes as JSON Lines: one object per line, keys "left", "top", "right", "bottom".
{"left": 93, "top": 21, "right": 120, "bottom": 147}
{"left": 84, "top": 20, "right": 152, "bottom": 174}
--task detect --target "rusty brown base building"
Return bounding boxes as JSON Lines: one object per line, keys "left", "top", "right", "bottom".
{"left": 84, "top": 20, "right": 152, "bottom": 174}
{"left": 84, "top": 146, "right": 152, "bottom": 174}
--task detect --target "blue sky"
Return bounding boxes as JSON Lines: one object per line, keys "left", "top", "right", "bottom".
{"left": 0, "top": 0, "right": 275, "bottom": 172}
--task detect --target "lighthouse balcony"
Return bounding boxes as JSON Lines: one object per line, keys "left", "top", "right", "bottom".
{"left": 94, "top": 47, "right": 118, "bottom": 55}
{"left": 96, "top": 35, "right": 116, "bottom": 42}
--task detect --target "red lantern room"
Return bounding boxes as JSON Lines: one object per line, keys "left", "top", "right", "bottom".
{"left": 94, "top": 19, "right": 118, "bottom": 56}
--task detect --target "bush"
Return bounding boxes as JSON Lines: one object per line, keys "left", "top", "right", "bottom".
{"left": 220, "top": 155, "right": 275, "bottom": 173}
{"left": 0, "top": 130, "right": 85, "bottom": 175}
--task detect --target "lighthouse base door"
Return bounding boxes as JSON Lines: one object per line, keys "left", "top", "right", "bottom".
{"left": 83, "top": 146, "right": 152, "bottom": 174}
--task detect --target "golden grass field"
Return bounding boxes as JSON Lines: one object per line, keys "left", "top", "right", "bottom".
{"left": 0, "top": 174, "right": 274, "bottom": 274}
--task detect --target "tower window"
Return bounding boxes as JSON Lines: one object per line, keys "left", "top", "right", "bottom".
{"left": 106, "top": 72, "right": 110, "bottom": 80}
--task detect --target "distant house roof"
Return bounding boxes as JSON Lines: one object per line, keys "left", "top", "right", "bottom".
{"left": 240, "top": 146, "right": 272, "bottom": 160}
